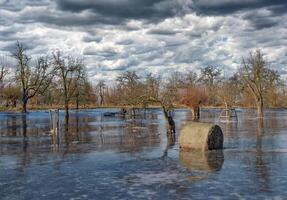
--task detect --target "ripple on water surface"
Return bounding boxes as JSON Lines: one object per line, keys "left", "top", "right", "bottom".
{"left": 1, "top": 108, "right": 287, "bottom": 199}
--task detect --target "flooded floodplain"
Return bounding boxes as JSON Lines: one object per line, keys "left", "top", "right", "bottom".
{"left": 1, "top": 108, "right": 287, "bottom": 199}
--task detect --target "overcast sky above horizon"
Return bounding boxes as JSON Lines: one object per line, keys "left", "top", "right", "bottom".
{"left": 0, "top": 0, "right": 286, "bottom": 82}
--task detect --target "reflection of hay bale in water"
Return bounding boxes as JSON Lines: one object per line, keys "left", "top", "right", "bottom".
{"left": 179, "top": 150, "right": 224, "bottom": 172}
{"left": 179, "top": 122, "right": 223, "bottom": 150}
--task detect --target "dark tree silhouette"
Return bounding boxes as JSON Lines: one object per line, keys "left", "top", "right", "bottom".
{"left": 13, "top": 42, "right": 54, "bottom": 112}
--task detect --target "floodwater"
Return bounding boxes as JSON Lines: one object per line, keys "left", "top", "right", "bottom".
{"left": 1, "top": 108, "right": 287, "bottom": 200}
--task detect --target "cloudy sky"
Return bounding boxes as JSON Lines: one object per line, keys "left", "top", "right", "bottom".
{"left": 0, "top": 0, "right": 286, "bottom": 82}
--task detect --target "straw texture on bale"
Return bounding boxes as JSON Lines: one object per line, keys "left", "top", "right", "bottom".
{"left": 179, "top": 122, "right": 223, "bottom": 150}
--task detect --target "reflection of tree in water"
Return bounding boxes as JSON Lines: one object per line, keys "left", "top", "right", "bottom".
{"left": 22, "top": 114, "right": 28, "bottom": 139}
{"left": 16, "top": 114, "right": 31, "bottom": 172}
{"left": 56, "top": 109, "right": 161, "bottom": 154}
{"left": 255, "top": 119, "right": 270, "bottom": 192}
{"left": 64, "top": 114, "right": 75, "bottom": 149}
{"left": 11, "top": 115, "right": 17, "bottom": 136}
{"left": 161, "top": 132, "right": 176, "bottom": 159}
{"left": 0, "top": 114, "right": 19, "bottom": 136}
{"left": 13, "top": 112, "right": 82, "bottom": 172}
{"left": 117, "top": 115, "right": 160, "bottom": 153}
{"left": 75, "top": 111, "right": 80, "bottom": 141}
{"left": 19, "top": 139, "right": 30, "bottom": 171}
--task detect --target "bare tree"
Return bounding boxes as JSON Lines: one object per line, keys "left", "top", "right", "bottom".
{"left": 13, "top": 42, "right": 54, "bottom": 112}
{"left": 184, "top": 71, "right": 198, "bottom": 87}
{"left": 0, "top": 56, "right": 9, "bottom": 104}
{"left": 199, "top": 65, "right": 222, "bottom": 105}
{"left": 116, "top": 71, "right": 143, "bottom": 106}
{"left": 144, "top": 73, "right": 160, "bottom": 102}
{"left": 96, "top": 80, "right": 106, "bottom": 106}
{"left": 2, "top": 83, "right": 21, "bottom": 107}
{"left": 142, "top": 74, "right": 177, "bottom": 133}
{"left": 53, "top": 51, "right": 86, "bottom": 118}
{"left": 240, "top": 50, "right": 281, "bottom": 118}
{"left": 74, "top": 76, "right": 94, "bottom": 109}
{"left": 181, "top": 86, "right": 207, "bottom": 120}
{"left": 115, "top": 72, "right": 176, "bottom": 133}
{"left": 199, "top": 65, "right": 221, "bottom": 86}
{"left": 217, "top": 74, "right": 241, "bottom": 109}
{"left": 0, "top": 56, "right": 9, "bottom": 84}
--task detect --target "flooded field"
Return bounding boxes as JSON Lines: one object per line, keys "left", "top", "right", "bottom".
{"left": 1, "top": 108, "right": 287, "bottom": 199}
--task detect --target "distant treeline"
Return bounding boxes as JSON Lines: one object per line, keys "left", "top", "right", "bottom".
{"left": 0, "top": 42, "right": 285, "bottom": 119}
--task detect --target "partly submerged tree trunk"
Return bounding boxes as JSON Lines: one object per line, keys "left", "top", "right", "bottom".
{"left": 197, "top": 106, "right": 200, "bottom": 119}
{"left": 162, "top": 107, "right": 175, "bottom": 134}
{"left": 191, "top": 105, "right": 200, "bottom": 120}
{"left": 246, "top": 83, "right": 264, "bottom": 119}
{"left": 22, "top": 96, "right": 28, "bottom": 113}
{"left": 64, "top": 113, "right": 70, "bottom": 146}
{"left": 64, "top": 100, "right": 69, "bottom": 119}
{"left": 256, "top": 98, "right": 264, "bottom": 118}
{"left": 76, "top": 97, "right": 79, "bottom": 110}
{"left": 13, "top": 100, "right": 17, "bottom": 108}
{"left": 100, "top": 94, "right": 104, "bottom": 105}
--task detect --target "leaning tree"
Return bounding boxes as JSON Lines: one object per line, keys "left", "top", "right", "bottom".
{"left": 13, "top": 42, "right": 54, "bottom": 112}
{"left": 240, "top": 49, "right": 281, "bottom": 118}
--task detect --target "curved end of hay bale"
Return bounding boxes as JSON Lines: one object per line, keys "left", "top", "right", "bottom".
{"left": 179, "top": 122, "right": 224, "bottom": 151}
{"left": 207, "top": 125, "right": 224, "bottom": 150}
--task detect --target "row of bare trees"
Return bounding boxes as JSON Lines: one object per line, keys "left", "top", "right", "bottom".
{"left": 99, "top": 50, "right": 283, "bottom": 119}
{"left": 0, "top": 42, "right": 93, "bottom": 118}
{"left": 0, "top": 42, "right": 284, "bottom": 119}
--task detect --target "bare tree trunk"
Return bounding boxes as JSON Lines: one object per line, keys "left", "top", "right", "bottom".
{"left": 65, "top": 100, "right": 69, "bottom": 119}
{"left": 76, "top": 97, "right": 79, "bottom": 110}
{"left": 13, "top": 100, "right": 17, "bottom": 108}
{"left": 100, "top": 94, "right": 104, "bottom": 105}
{"left": 22, "top": 96, "right": 28, "bottom": 113}
{"left": 64, "top": 113, "right": 70, "bottom": 146}
{"left": 191, "top": 107, "right": 195, "bottom": 120}
{"left": 191, "top": 105, "right": 200, "bottom": 120}
{"left": 256, "top": 98, "right": 263, "bottom": 118}
{"left": 162, "top": 108, "right": 175, "bottom": 134}
{"left": 224, "top": 102, "right": 228, "bottom": 109}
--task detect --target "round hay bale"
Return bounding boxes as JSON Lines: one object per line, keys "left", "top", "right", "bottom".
{"left": 179, "top": 150, "right": 224, "bottom": 172}
{"left": 179, "top": 122, "right": 223, "bottom": 150}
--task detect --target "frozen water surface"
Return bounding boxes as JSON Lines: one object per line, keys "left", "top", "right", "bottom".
{"left": 1, "top": 108, "right": 287, "bottom": 199}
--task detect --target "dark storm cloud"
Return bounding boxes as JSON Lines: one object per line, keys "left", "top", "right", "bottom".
{"left": 245, "top": 15, "right": 279, "bottom": 30}
{"left": 148, "top": 28, "right": 179, "bottom": 35}
{"left": 82, "top": 35, "right": 103, "bottom": 43}
{"left": 190, "top": 0, "right": 287, "bottom": 34}
{"left": 0, "top": 0, "right": 50, "bottom": 11}
{"left": 17, "top": 8, "right": 124, "bottom": 27}
{"left": 1, "top": 39, "right": 44, "bottom": 53}
{"left": 193, "top": 0, "right": 287, "bottom": 16}
{"left": 1, "top": 42, "right": 16, "bottom": 53}
{"left": 0, "top": 0, "right": 287, "bottom": 81}
{"left": 0, "top": 29, "right": 17, "bottom": 41}
{"left": 116, "top": 39, "right": 134, "bottom": 46}
{"left": 83, "top": 48, "right": 118, "bottom": 58}
{"left": 55, "top": 0, "right": 192, "bottom": 23}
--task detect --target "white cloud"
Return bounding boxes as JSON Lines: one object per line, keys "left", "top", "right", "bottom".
{"left": 0, "top": 0, "right": 286, "bottom": 83}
